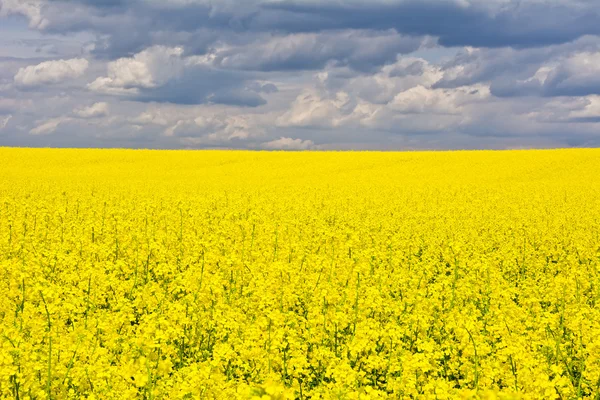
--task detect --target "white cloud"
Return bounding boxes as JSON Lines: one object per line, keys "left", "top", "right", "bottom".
{"left": 30, "top": 117, "right": 71, "bottom": 135}
{"left": 74, "top": 102, "right": 110, "bottom": 119}
{"left": 389, "top": 84, "right": 488, "bottom": 115}
{"left": 14, "top": 58, "right": 89, "bottom": 87}
{"left": 568, "top": 96, "right": 600, "bottom": 119}
{"left": 527, "top": 66, "right": 554, "bottom": 85}
{"left": 322, "top": 57, "right": 443, "bottom": 104}
{"left": 276, "top": 63, "right": 493, "bottom": 136}
{"left": 0, "top": 114, "right": 11, "bottom": 129}
{"left": 0, "top": 0, "right": 48, "bottom": 29}
{"left": 531, "top": 95, "right": 600, "bottom": 123}
{"left": 277, "top": 90, "right": 359, "bottom": 128}
{"left": 88, "top": 46, "right": 185, "bottom": 95}
{"left": 164, "top": 112, "right": 266, "bottom": 147}
{"left": 545, "top": 52, "right": 600, "bottom": 92}
{"left": 556, "top": 52, "right": 600, "bottom": 76}
{"left": 490, "top": 50, "right": 600, "bottom": 97}
{"left": 262, "top": 137, "right": 315, "bottom": 150}
{"left": 130, "top": 110, "right": 172, "bottom": 126}
{"left": 164, "top": 117, "right": 223, "bottom": 137}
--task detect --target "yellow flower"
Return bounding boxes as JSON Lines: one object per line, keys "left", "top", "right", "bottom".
{"left": 1, "top": 148, "right": 599, "bottom": 399}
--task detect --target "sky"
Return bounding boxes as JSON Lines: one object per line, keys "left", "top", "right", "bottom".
{"left": 1, "top": 0, "right": 600, "bottom": 150}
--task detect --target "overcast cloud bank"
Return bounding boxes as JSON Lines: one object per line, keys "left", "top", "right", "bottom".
{"left": 1, "top": 0, "right": 600, "bottom": 149}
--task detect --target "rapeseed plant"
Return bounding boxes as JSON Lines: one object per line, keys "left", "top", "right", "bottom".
{"left": 0, "top": 148, "right": 599, "bottom": 399}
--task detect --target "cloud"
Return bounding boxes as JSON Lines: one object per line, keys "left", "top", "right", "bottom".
{"left": 3, "top": 0, "right": 600, "bottom": 149}
{"left": 275, "top": 56, "right": 488, "bottom": 133}
{"left": 491, "top": 52, "right": 600, "bottom": 97}
{"left": 246, "top": 81, "right": 279, "bottom": 94}
{"left": 30, "top": 116, "right": 72, "bottom": 135}
{"left": 275, "top": 58, "right": 494, "bottom": 137}
{"left": 7, "top": 0, "right": 600, "bottom": 61}
{"left": 214, "top": 30, "right": 424, "bottom": 72}
{"left": 525, "top": 96, "right": 600, "bottom": 124}
{"left": 327, "top": 57, "right": 443, "bottom": 104}
{"left": 424, "top": 34, "right": 598, "bottom": 88}
{"left": 277, "top": 89, "right": 358, "bottom": 128}
{"left": 74, "top": 102, "right": 109, "bottom": 118}
{"left": 14, "top": 58, "right": 89, "bottom": 87}
{"left": 130, "top": 110, "right": 171, "bottom": 127}
{"left": 262, "top": 137, "right": 315, "bottom": 150}
{"left": 389, "top": 85, "right": 487, "bottom": 115}
{"left": 206, "top": 90, "right": 267, "bottom": 107}
{"left": 261, "top": 1, "right": 600, "bottom": 49}
{"left": 566, "top": 96, "right": 600, "bottom": 122}
{"left": 0, "top": 114, "right": 11, "bottom": 129}
{"left": 130, "top": 69, "right": 267, "bottom": 106}
{"left": 165, "top": 114, "right": 264, "bottom": 143}
{"left": 18, "top": 1, "right": 251, "bottom": 59}
{"left": 0, "top": 0, "right": 48, "bottom": 29}
{"left": 88, "top": 46, "right": 265, "bottom": 106}
{"left": 533, "top": 52, "right": 600, "bottom": 97}
{"left": 88, "top": 46, "right": 185, "bottom": 94}
{"left": 0, "top": 97, "right": 34, "bottom": 113}
{"left": 17, "top": 0, "right": 598, "bottom": 66}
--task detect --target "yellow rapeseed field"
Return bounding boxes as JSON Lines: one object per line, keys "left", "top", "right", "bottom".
{"left": 1, "top": 147, "right": 600, "bottom": 399}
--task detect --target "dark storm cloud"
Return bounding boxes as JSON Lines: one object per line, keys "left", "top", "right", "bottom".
{"left": 127, "top": 67, "right": 267, "bottom": 107}
{"left": 491, "top": 77, "right": 600, "bottom": 98}
{"left": 568, "top": 117, "right": 600, "bottom": 123}
{"left": 35, "top": 1, "right": 600, "bottom": 60}
{"left": 213, "top": 30, "right": 424, "bottom": 72}
{"left": 431, "top": 37, "right": 600, "bottom": 92}
{"left": 259, "top": 1, "right": 600, "bottom": 48}
{"left": 489, "top": 52, "right": 600, "bottom": 98}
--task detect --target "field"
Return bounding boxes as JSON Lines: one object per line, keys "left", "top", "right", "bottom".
{"left": 1, "top": 148, "right": 600, "bottom": 399}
